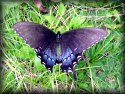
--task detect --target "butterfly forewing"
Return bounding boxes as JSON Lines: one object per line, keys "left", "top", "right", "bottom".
{"left": 60, "top": 27, "right": 107, "bottom": 55}
{"left": 13, "top": 22, "right": 56, "bottom": 49}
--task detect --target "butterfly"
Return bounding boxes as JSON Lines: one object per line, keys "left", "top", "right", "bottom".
{"left": 13, "top": 22, "right": 108, "bottom": 79}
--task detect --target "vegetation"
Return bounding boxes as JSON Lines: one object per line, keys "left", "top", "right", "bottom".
{"left": 1, "top": 0, "right": 124, "bottom": 93}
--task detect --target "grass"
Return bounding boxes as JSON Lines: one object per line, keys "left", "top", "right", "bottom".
{"left": 1, "top": 0, "right": 124, "bottom": 93}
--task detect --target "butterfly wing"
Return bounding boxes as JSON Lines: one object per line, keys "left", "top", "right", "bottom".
{"left": 60, "top": 27, "right": 108, "bottom": 79}
{"left": 13, "top": 22, "right": 57, "bottom": 71}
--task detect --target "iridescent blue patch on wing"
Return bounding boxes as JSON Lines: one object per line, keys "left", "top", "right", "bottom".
{"left": 37, "top": 48, "right": 57, "bottom": 72}
{"left": 60, "top": 48, "right": 78, "bottom": 79}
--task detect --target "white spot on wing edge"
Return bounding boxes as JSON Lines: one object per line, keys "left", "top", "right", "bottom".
{"left": 68, "top": 70, "right": 72, "bottom": 73}
{"left": 77, "top": 55, "right": 82, "bottom": 59}
{"left": 35, "top": 49, "right": 38, "bottom": 52}
{"left": 38, "top": 56, "right": 41, "bottom": 59}
{"left": 48, "top": 68, "right": 51, "bottom": 70}
{"left": 42, "top": 62, "right": 45, "bottom": 65}
{"left": 73, "top": 62, "right": 77, "bottom": 65}
{"left": 73, "top": 64, "right": 77, "bottom": 69}
{"left": 82, "top": 50, "right": 85, "bottom": 55}
{"left": 78, "top": 58, "right": 82, "bottom": 61}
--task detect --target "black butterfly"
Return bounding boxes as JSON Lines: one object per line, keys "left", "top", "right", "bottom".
{"left": 13, "top": 22, "right": 108, "bottom": 79}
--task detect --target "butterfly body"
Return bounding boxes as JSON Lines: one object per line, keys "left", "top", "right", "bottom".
{"left": 35, "top": 31, "right": 79, "bottom": 74}
{"left": 13, "top": 22, "right": 108, "bottom": 79}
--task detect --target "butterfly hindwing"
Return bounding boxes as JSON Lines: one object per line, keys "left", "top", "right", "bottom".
{"left": 13, "top": 22, "right": 58, "bottom": 71}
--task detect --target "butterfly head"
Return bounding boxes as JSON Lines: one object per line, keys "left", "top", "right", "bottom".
{"left": 56, "top": 31, "right": 61, "bottom": 40}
